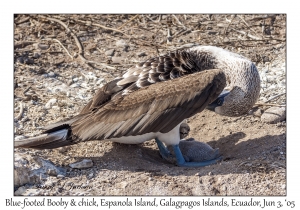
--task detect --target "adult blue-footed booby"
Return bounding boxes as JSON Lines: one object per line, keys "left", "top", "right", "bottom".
{"left": 14, "top": 46, "right": 260, "bottom": 167}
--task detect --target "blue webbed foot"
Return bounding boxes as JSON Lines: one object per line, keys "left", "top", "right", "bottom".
{"left": 172, "top": 144, "right": 222, "bottom": 167}
{"left": 155, "top": 138, "right": 172, "bottom": 161}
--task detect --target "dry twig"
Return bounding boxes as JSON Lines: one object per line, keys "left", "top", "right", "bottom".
{"left": 172, "top": 15, "right": 187, "bottom": 30}
{"left": 74, "top": 19, "right": 130, "bottom": 38}
{"left": 264, "top": 93, "right": 285, "bottom": 103}
{"left": 237, "top": 15, "right": 260, "bottom": 38}
{"left": 254, "top": 103, "right": 285, "bottom": 107}
{"left": 43, "top": 38, "right": 74, "bottom": 59}
{"left": 15, "top": 102, "right": 24, "bottom": 121}
{"left": 117, "top": 15, "right": 139, "bottom": 30}
{"left": 37, "top": 15, "right": 116, "bottom": 70}
{"left": 231, "top": 28, "right": 262, "bottom": 40}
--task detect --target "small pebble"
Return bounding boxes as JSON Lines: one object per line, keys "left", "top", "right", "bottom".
{"left": 115, "top": 39, "right": 128, "bottom": 48}
{"left": 38, "top": 43, "right": 50, "bottom": 50}
{"left": 253, "top": 108, "right": 263, "bottom": 117}
{"left": 23, "top": 58, "right": 34, "bottom": 64}
{"left": 15, "top": 135, "right": 26, "bottom": 141}
{"left": 105, "top": 49, "right": 115, "bottom": 56}
{"left": 45, "top": 98, "right": 57, "bottom": 109}
{"left": 57, "top": 174, "right": 65, "bottom": 178}
{"left": 48, "top": 71, "right": 56, "bottom": 78}
{"left": 112, "top": 57, "right": 124, "bottom": 64}
{"left": 47, "top": 169, "right": 58, "bottom": 176}
{"left": 14, "top": 186, "right": 26, "bottom": 196}
{"left": 33, "top": 51, "right": 41, "bottom": 59}
{"left": 57, "top": 146, "right": 69, "bottom": 153}
{"left": 69, "top": 159, "right": 93, "bottom": 169}
{"left": 261, "top": 107, "right": 286, "bottom": 124}
{"left": 137, "top": 52, "right": 146, "bottom": 57}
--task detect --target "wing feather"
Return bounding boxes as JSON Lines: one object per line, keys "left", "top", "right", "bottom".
{"left": 71, "top": 69, "right": 226, "bottom": 141}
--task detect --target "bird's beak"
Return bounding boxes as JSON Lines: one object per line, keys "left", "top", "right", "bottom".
{"left": 206, "top": 90, "right": 230, "bottom": 111}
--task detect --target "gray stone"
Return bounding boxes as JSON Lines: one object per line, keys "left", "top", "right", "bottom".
{"left": 38, "top": 43, "right": 49, "bottom": 50}
{"left": 15, "top": 135, "right": 26, "bottom": 141}
{"left": 249, "top": 108, "right": 263, "bottom": 117}
{"left": 111, "top": 57, "right": 125, "bottom": 64}
{"left": 47, "top": 169, "right": 58, "bottom": 176}
{"left": 23, "top": 58, "right": 34, "bottom": 64}
{"left": 14, "top": 153, "right": 66, "bottom": 187}
{"left": 45, "top": 98, "right": 57, "bottom": 109}
{"left": 14, "top": 186, "right": 27, "bottom": 195}
{"left": 48, "top": 71, "right": 56, "bottom": 78}
{"left": 33, "top": 51, "right": 41, "bottom": 59}
{"left": 261, "top": 107, "right": 286, "bottom": 124}
{"left": 69, "top": 159, "right": 93, "bottom": 169}
{"left": 57, "top": 174, "right": 65, "bottom": 178}
{"left": 115, "top": 40, "right": 128, "bottom": 48}
{"left": 137, "top": 52, "right": 146, "bottom": 57}
{"left": 105, "top": 49, "right": 115, "bottom": 56}
{"left": 254, "top": 108, "right": 263, "bottom": 117}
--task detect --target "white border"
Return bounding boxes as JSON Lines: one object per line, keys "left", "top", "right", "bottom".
{"left": 2, "top": 0, "right": 298, "bottom": 209}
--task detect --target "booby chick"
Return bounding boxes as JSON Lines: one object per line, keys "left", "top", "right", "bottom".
{"left": 14, "top": 46, "right": 260, "bottom": 167}
{"left": 166, "top": 138, "right": 220, "bottom": 164}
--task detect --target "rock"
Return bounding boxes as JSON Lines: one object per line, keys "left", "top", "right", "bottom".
{"left": 105, "top": 49, "right": 115, "bottom": 56}
{"left": 14, "top": 186, "right": 27, "bottom": 195}
{"left": 57, "top": 146, "right": 69, "bottom": 153}
{"left": 261, "top": 107, "right": 286, "bottom": 124}
{"left": 69, "top": 159, "right": 93, "bottom": 169}
{"left": 111, "top": 57, "right": 125, "bottom": 64}
{"left": 33, "top": 51, "right": 41, "bottom": 59}
{"left": 115, "top": 40, "right": 128, "bottom": 48}
{"left": 54, "top": 58, "right": 65, "bottom": 65}
{"left": 14, "top": 153, "right": 66, "bottom": 187}
{"left": 48, "top": 71, "right": 56, "bottom": 77}
{"left": 57, "top": 174, "right": 65, "bottom": 178}
{"left": 15, "top": 135, "right": 26, "bottom": 141}
{"left": 137, "top": 52, "right": 146, "bottom": 57}
{"left": 23, "top": 58, "right": 34, "bottom": 64}
{"left": 117, "top": 181, "right": 128, "bottom": 189}
{"left": 45, "top": 98, "right": 57, "bottom": 109}
{"left": 249, "top": 108, "right": 262, "bottom": 117}
{"left": 38, "top": 43, "right": 49, "bottom": 50}
{"left": 253, "top": 108, "right": 263, "bottom": 117}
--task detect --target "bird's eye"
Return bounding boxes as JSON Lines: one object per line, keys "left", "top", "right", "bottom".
{"left": 217, "top": 99, "right": 223, "bottom": 105}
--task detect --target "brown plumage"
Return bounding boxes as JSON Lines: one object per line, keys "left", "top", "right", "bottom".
{"left": 14, "top": 46, "right": 260, "bottom": 153}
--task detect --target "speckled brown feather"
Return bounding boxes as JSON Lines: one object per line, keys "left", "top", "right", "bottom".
{"left": 70, "top": 69, "right": 226, "bottom": 141}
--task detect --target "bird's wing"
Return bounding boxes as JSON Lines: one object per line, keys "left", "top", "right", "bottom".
{"left": 79, "top": 78, "right": 124, "bottom": 114}
{"left": 79, "top": 48, "right": 215, "bottom": 115}
{"left": 70, "top": 69, "right": 226, "bottom": 141}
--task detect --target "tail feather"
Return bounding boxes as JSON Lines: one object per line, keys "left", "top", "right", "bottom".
{"left": 14, "top": 129, "right": 72, "bottom": 149}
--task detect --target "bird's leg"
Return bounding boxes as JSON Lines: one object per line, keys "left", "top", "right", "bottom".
{"left": 172, "top": 144, "right": 223, "bottom": 167}
{"left": 155, "top": 138, "right": 173, "bottom": 160}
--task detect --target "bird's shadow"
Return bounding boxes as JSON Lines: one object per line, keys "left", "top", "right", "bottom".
{"left": 70, "top": 132, "right": 286, "bottom": 177}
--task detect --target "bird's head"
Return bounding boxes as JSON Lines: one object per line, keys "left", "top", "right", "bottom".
{"left": 206, "top": 63, "right": 261, "bottom": 117}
